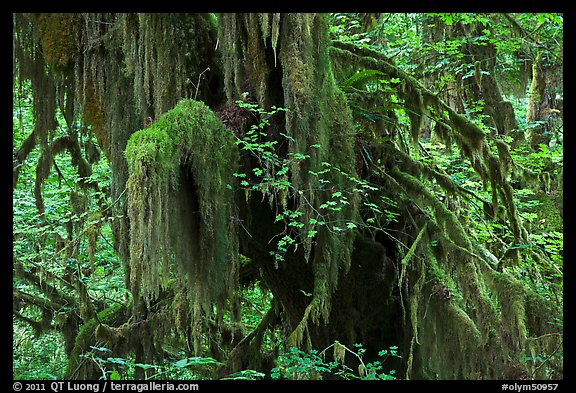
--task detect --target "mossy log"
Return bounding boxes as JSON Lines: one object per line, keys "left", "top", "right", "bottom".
{"left": 65, "top": 303, "right": 127, "bottom": 380}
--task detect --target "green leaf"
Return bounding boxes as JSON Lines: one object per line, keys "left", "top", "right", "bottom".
{"left": 134, "top": 363, "right": 157, "bottom": 370}
{"left": 106, "top": 357, "right": 127, "bottom": 365}
{"left": 222, "top": 370, "right": 266, "bottom": 380}
{"left": 109, "top": 370, "right": 121, "bottom": 380}
{"left": 173, "top": 358, "right": 190, "bottom": 368}
{"left": 341, "top": 69, "right": 385, "bottom": 89}
{"left": 173, "top": 357, "right": 221, "bottom": 368}
{"left": 300, "top": 290, "right": 313, "bottom": 297}
{"left": 89, "top": 346, "right": 111, "bottom": 352}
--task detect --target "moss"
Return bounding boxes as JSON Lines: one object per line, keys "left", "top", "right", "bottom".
{"left": 65, "top": 303, "right": 125, "bottom": 379}
{"left": 120, "top": 14, "right": 220, "bottom": 116}
{"left": 448, "top": 111, "right": 485, "bottom": 152}
{"left": 17, "top": 11, "right": 232, "bottom": 377}
{"left": 391, "top": 166, "right": 470, "bottom": 251}
{"left": 86, "top": 211, "right": 102, "bottom": 267}
{"left": 494, "top": 138, "right": 514, "bottom": 175}
{"left": 393, "top": 176, "right": 561, "bottom": 379}
{"left": 69, "top": 190, "right": 88, "bottom": 216}
{"left": 61, "top": 313, "right": 80, "bottom": 356}
{"left": 36, "top": 13, "right": 80, "bottom": 73}
{"left": 403, "top": 84, "right": 425, "bottom": 144}
{"left": 220, "top": 14, "right": 360, "bottom": 332}
{"left": 530, "top": 192, "right": 563, "bottom": 232}
{"left": 81, "top": 77, "right": 109, "bottom": 160}
{"left": 125, "top": 99, "right": 239, "bottom": 320}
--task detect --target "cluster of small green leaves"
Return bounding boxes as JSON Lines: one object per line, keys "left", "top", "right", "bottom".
{"left": 270, "top": 342, "right": 400, "bottom": 380}
{"left": 232, "top": 101, "right": 399, "bottom": 265}
{"left": 80, "top": 346, "right": 222, "bottom": 380}
{"left": 13, "top": 132, "right": 126, "bottom": 299}
{"left": 77, "top": 341, "right": 401, "bottom": 381}
{"left": 13, "top": 326, "right": 67, "bottom": 379}
{"left": 328, "top": 14, "right": 373, "bottom": 47}
{"left": 513, "top": 143, "right": 563, "bottom": 174}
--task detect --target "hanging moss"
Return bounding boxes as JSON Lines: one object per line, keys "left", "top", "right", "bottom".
{"left": 494, "top": 138, "right": 514, "bottom": 175}
{"left": 219, "top": 14, "right": 359, "bottom": 344}
{"left": 120, "top": 13, "right": 220, "bottom": 117}
{"left": 384, "top": 154, "right": 561, "bottom": 379}
{"left": 530, "top": 192, "right": 563, "bottom": 232}
{"left": 402, "top": 83, "right": 426, "bottom": 144}
{"left": 525, "top": 54, "right": 550, "bottom": 150}
{"left": 69, "top": 12, "right": 223, "bottom": 285}
{"left": 125, "top": 99, "right": 238, "bottom": 319}
{"left": 80, "top": 75, "right": 109, "bottom": 160}
{"left": 36, "top": 13, "right": 80, "bottom": 73}
{"left": 447, "top": 111, "right": 486, "bottom": 152}
{"left": 400, "top": 228, "right": 562, "bottom": 379}
{"left": 16, "top": 12, "right": 562, "bottom": 381}
{"left": 86, "top": 211, "right": 102, "bottom": 268}
{"left": 391, "top": 166, "right": 470, "bottom": 251}
{"left": 331, "top": 40, "right": 536, "bottom": 262}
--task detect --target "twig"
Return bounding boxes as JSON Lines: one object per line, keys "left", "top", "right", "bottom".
{"left": 193, "top": 68, "right": 211, "bottom": 101}
{"left": 52, "top": 158, "right": 73, "bottom": 189}
{"left": 531, "top": 340, "right": 563, "bottom": 378}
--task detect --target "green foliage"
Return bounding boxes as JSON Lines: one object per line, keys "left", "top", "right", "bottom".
{"left": 270, "top": 342, "right": 401, "bottom": 380}
{"left": 77, "top": 348, "right": 223, "bottom": 380}
{"left": 415, "top": 134, "right": 563, "bottom": 303}
{"left": 233, "top": 101, "right": 399, "bottom": 266}
{"left": 13, "top": 325, "right": 67, "bottom": 379}
{"left": 221, "top": 370, "right": 266, "bottom": 380}
{"left": 328, "top": 14, "right": 373, "bottom": 47}
{"left": 513, "top": 143, "right": 562, "bottom": 173}
{"left": 13, "top": 73, "right": 127, "bottom": 380}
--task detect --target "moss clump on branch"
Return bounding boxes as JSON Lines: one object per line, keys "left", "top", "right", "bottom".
{"left": 380, "top": 155, "right": 560, "bottom": 379}
{"left": 125, "top": 99, "right": 239, "bottom": 321}
{"left": 36, "top": 13, "right": 80, "bottom": 73}
{"left": 65, "top": 303, "right": 126, "bottom": 379}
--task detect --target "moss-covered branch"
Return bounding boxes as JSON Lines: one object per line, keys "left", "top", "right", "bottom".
{"left": 331, "top": 40, "right": 529, "bottom": 247}
{"left": 65, "top": 303, "right": 127, "bottom": 379}
{"left": 125, "top": 99, "right": 239, "bottom": 324}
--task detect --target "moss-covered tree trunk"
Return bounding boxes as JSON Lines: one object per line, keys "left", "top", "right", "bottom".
{"left": 525, "top": 53, "right": 562, "bottom": 152}
{"left": 461, "top": 23, "right": 520, "bottom": 139}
